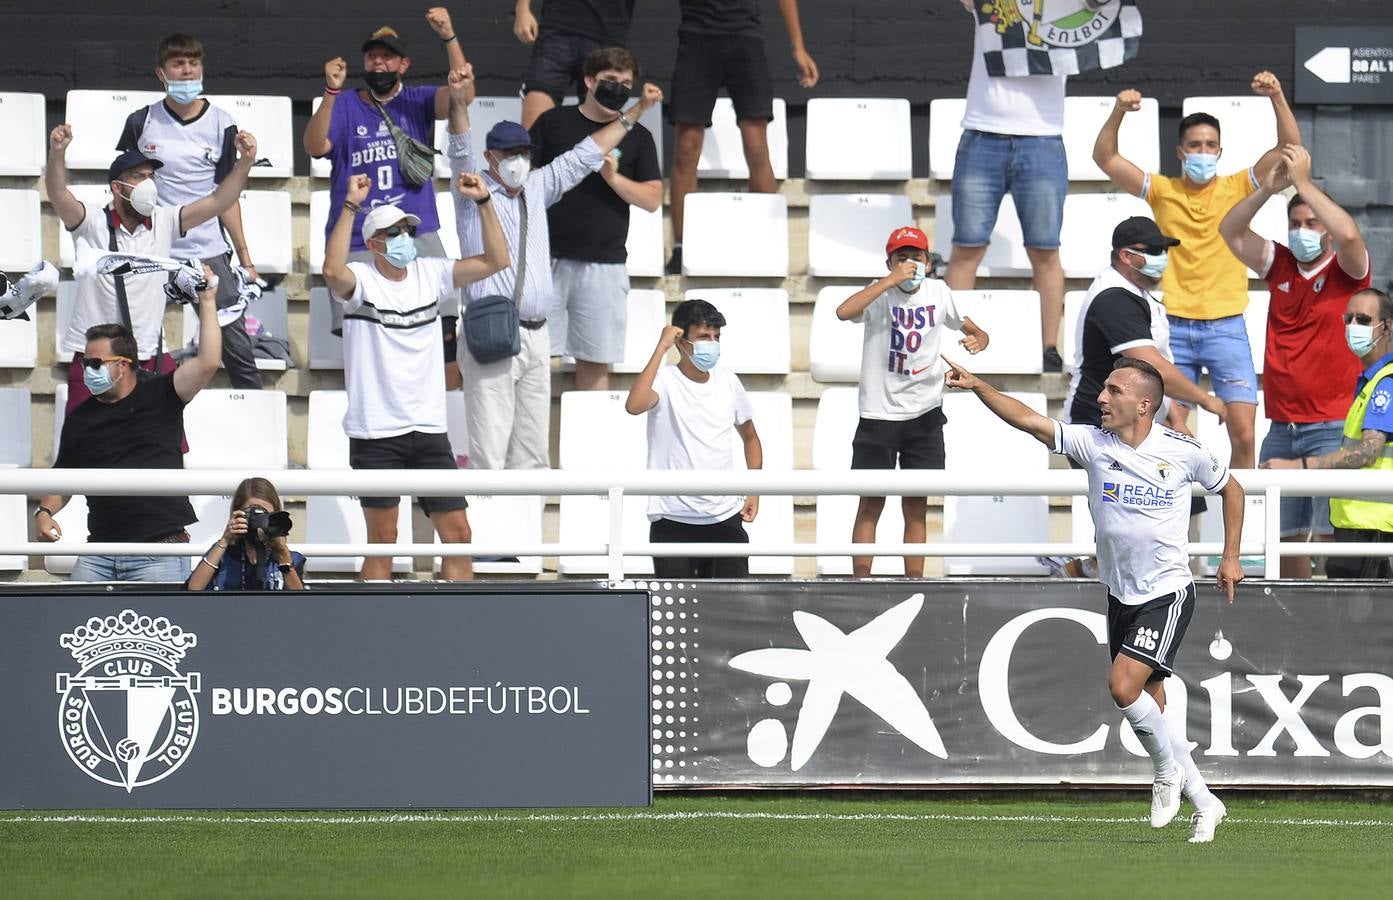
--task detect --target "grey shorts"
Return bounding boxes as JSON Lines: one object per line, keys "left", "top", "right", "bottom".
{"left": 331, "top": 231, "right": 451, "bottom": 336}
{"left": 548, "top": 258, "right": 629, "bottom": 364}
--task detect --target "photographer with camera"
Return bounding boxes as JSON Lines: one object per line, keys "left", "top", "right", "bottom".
{"left": 186, "top": 477, "right": 305, "bottom": 591}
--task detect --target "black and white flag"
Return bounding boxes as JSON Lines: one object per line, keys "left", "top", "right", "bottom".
{"left": 973, "top": 0, "right": 1142, "bottom": 77}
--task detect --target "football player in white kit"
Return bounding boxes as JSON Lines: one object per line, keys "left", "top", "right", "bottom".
{"left": 945, "top": 354, "right": 1245, "bottom": 843}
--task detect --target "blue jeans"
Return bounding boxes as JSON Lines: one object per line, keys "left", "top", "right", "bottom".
{"left": 1166, "top": 314, "right": 1259, "bottom": 405}
{"left": 1259, "top": 420, "right": 1345, "bottom": 537}
{"left": 950, "top": 130, "right": 1067, "bottom": 249}
{"left": 70, "top": 555, "right": 192, "bottom": 583}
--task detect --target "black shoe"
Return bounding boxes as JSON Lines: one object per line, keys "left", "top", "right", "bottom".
{"left": 1042, "top": 347, "right": 1063, "bottom": 372}
{"left": 666, "top": 245, "right": 683, "bottom": 275}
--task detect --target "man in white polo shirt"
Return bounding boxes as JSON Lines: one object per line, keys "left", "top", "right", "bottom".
{"left": 321, "top": 171, "right": 509, "bottom": 581}
{"left": 946, "top": 355, "right": 1245, "bottom": 844}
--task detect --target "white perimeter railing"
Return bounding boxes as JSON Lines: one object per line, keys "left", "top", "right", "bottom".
{"left": 1, "top": 469, "right": 1392, "bottom": 581}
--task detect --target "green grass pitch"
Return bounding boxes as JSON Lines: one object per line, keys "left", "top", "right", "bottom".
{"left": 2, "top": 793, "right": 1389, "bottom": 899}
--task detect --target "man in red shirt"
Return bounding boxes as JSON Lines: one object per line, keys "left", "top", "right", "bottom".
{"left": 1220, "top": 145, "right": 1371, "bottom": 577}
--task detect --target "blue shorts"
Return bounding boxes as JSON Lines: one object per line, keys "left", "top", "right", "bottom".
{"left": 1259, "top": 420, "right": 1345, "bottom": 537}
{"left": 950, "top": 130, "right": 1067, "bottom": 249}
{"left": 1166, "top": 314, "right": 1259, "bottom": 405}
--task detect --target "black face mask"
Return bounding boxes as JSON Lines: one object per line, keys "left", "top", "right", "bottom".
{"left": 363, "top": 70, "right": 400, "bottom": 97}
{"left": 592, "top": 79, "right": 631, "bottom": 112}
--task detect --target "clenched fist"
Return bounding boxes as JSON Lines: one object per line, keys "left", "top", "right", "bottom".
{"left": 49, "top": 123, "right": 73, "bottom": 153}
{"left": 324, "top": 57, "right": 347, "bottom": 91}
{"left": 1115, "top": 89, "right": 1142, "bottom": 113}
{"left": 346, "top": 173, "right": 372, "bottom": 205}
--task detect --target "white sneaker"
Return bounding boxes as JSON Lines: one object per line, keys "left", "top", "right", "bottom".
{"left": 1150, "top": 766, "right": 1186, "bottom": 828}
{"left": 1188, "top": 799, "right": 1227, "bottom": 843}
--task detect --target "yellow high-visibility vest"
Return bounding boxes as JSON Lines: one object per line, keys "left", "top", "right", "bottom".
{"left": 1329, "top": 359, "right": 1393, "bottom": 532}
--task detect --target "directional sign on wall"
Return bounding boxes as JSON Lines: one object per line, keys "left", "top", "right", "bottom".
{"left": 1295, "top": 27, "right": 1393, "bottom": 105}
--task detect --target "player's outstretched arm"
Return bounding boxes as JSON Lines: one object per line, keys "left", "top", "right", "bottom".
{"left": 1216, "top": 475, "right": 1245, "bottom": 603}
{"left": 943, "top": 356, "right": 1054, "bottom": 447}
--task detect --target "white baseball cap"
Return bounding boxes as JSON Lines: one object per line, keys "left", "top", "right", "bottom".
{"left": 360, "top": 204, "right": 421, "bottom": 245}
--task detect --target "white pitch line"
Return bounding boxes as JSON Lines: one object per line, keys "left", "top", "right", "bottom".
{"left": 1, "top": 811, "right": 1391, "bottom": 828}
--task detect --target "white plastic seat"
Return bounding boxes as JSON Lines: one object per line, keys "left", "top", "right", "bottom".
{"left": 63, "top": 89, "right": 164, "bottom": 170}
{"left": 557, "top": 390, "right": 652, "bottom": 575}
{"left": 1061, "top": 290, "right": 1085, "bottom": 373}
{"left": 308, "top": 190, "right": 329, "bottom": 273}
{"left": 0, "top": 389, "right": 33, "bottom": 466}
{"left": 698, "top": 97, "right": 788, "bottom": 180}
{"left": 1059, "top": 193, "right": 1156, "bottom": 278}
{"left": 51, "top": 384, "right": 67, "bottom": 464}
{"left": 204, "top": 94, "right": 294, "bottom": 178}
{"left": 235, "top": 190, "right": 293, "bottom": 273}
{"left": 805, "top": 98, "right": 912, "bottom": 180}
{"left": 561, "top": 288, "right": 666, "bottom": 375}
{"left": 681, "top": 193, "right": 788, "bottom": 277}
{"left": 927, "top": 98, "right": 966, "bottom": 180}
{"left": 57, "top": 185, "right": 113, "bottom": 268}
{"left": 1246, "top": 290, "right": 1269, "bottom": 375}
{"left": 182, "top": 288, "right": 290, "bottom": 372}
{"left": 812, "top": 386, "right": 905, "bottom": 575}
{"left": 0, "top": 92, "right": 47, "bottom": 176}
{"left": 182, "top": 390, "right": 288, "bottom": 469}
{"left": 933, "top": 191, "right": 1032, "bottom": 277}
{"left": 1181, "top": 96, "right": 1277, "bottom": 177}
{"left": 809, "top": 285, "right": 865, "bottom": 384}
{"left": 682, "top": 288, "right": 790, "bottom": 374}
{"left": 941, "top": 391, "right": 1050, "bottom": 575}
{"left": 308, "top": 287, "right": 345, "bottom": 369}
{"left": 0, "top": 487, "right": 24, "bottom": 571}
{"left": 434, "top": 190, "right": 460, "bottom": 256}
{"left": 0, "top": 312, "right": 38, "bottom": 368}
{"left": 625, "top": 204, "right": 665, "bottom": 277}
{"left": 740, "top": 391, "right": 795, "bottom": 574}
{"left": 1064, "top": 96, "right": 1160, "bottom": 181}
{"left": 54, "top": 282, "right": 76, "bottom": 362}
{"left": 1197, "top": 392, "right": 1270, "bottom": 576}
{"left": 948, "top": 290, "right": 1044, "bottom": 374}
{"left": 807, "top": 193, "right": 915, "bottom": 278}
{"left": 0, "top": 190, "right": 41, "bottom": 271}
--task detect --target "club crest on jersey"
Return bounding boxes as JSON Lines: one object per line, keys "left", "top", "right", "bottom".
{"left": 1156, "top": 461, "right": 1172, "bottom": 481}
{"left": 1314, "top": 277, "right": 1327, "bottom": 293}
{"left": 1373, "top": 390, "right": 1391, "bottom": 414}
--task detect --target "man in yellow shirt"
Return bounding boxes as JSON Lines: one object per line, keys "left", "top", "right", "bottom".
{"left": 1092, "top": 71, "right": 1300, "bottom": 468}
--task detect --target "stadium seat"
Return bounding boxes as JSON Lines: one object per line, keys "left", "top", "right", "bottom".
{"left": 0, "top": 486, "right": 24, "bottom": 572}
{"left": 625, "top": 204, "right": 665, "bottom": 277}
{"left": 0, "top": 389, "right": 33, "bottom": 467}
{"left": 557, "top": 390, "right": 652, "bottom": 576}
{"left": 426, "top": 95, "right": 525, "bottom": 180}
{"left": 698, "top": 98, "right": 788, "bottom": 180}
{"left": 809, "top": 285, "right": 865, "bottom": 384}
{"left": 1061, "top": 290, "right": 1085, "bottom": 372}
{"left": 308, "top": 190, "right": 329, "bottom": 273}
{"left": 1246, "top": 290, "right": 1269, "bottom": 375}
{"left": 1071, "top": 495, "right": 1095, "bottom": 547}
{"left": 182, "top": 390, "right": 288, "bottom": 469}
{"left": 63, "top": 89, "right": 164, "bottom": 170}
{"left": 805, "top": 98, "right": 912, "bottom": 180}
{"left": 1063, "top": 96, "right": 1161, "bottom": 181}
{"left": 0, "top": 92, "right": 47, "bottom": 176}
{"left": 305, "top": 390, "right": 411, "bottom": 574}
{"left": 308, "top": 287, "right": 345, "bottom": 369}
{"left": 51, "top": 384, "right": 67, "bottom": 464}
{"left": 740, "top": 391, "right": 795, "bottom": 575}
{"left": 435, "top": 191, "right": 460, "bottom": 255}
{"left": 1059, "top": 192, "right": 1155, "bottom": 278}
{"left": 182, "top": 288, "right": 291, "bottom": 372}
{"left": 811, "top": 386, "right": 906, "bottom": 575}
{"left": 0, "top": 190, "right": 41, "bottom": 272}
{"left": 932, "top": 191, "right": 1031, "bottom": 277}
{"left": 683, "top": 288, "right": 790, "bottom": 374}
{"left": 681, "top": 193, "right": 788, "bottom": 277}
{"left": 236, "top": 190, "right": 293, "bottom": 273}
{"left": 1197, "top": 392, "right": 1270, "bottom": 576}
{"left": 204, "top": 94, "right": 294, "bottom": 178}
{"left": 57, "top": 185, "right": 113, "bottom": 268}
{"left": 560, "top": 288, "right": 666, "bottom": 375}
{"left": 941, "top": 390, "right": 1050, "bottom": 575}
{"left": 0, "top": 312, "right": 38, "bottom": 368}
{"left": 807, "top": 193, "right": 915, "bottom": 278}
{"left": 927, "top": 98, "right": 965, "bottom": 181}
{"left": 54, "top": 281, "right": 76, "bottom": 359}
{"left": 1181, "top": 96, "right": 1277, "bottom": 177}
{"left": 948, "top": 290, "right": 1044, "bottom": 374}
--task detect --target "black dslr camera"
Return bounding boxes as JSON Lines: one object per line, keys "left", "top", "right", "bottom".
{"left": 245, "top": 509, "right": 293, "bottom": 539}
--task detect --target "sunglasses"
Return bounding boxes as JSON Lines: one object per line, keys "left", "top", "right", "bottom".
{"left": 1343, "top": 313, "right": 1383, "bottom": 326}
{"left": 376, "top": 224, "right": 417, "bottom": 239}
{"left": 82, "top": 356, "right": 132, "bottom": 370}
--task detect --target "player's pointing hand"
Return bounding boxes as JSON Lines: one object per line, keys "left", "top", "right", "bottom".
{"left": 942, "top": 355, "right": 980, "bottom": 392}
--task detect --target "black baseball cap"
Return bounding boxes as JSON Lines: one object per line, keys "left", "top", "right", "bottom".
{"left": 362, "top": 26, "right": 408, "bottom": 56}
{"left": 107, "top": 149, "right": 163, "bottom": 183}
{"left": 1112, "top": 216, "right": 1180, "bottom": 251}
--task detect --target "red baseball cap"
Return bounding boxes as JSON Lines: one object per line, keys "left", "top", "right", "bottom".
{"left": 885, "top": 226, "right": 929, "bottom": 257}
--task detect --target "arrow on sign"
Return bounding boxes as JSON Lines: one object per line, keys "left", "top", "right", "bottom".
{"left": 1304, "top": 46, "right": 1351, "bottom": 84}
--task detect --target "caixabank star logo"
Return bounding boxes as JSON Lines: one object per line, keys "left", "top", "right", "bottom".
{"left": 56, "top": 610, "right": 201, "bottom": 792}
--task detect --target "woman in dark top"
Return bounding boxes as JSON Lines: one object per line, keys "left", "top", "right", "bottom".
{"left": 186, "top": 477, "right": 306, "bottom": 591}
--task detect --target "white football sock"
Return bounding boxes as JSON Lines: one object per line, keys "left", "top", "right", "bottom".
{"left": 1167, "top": 717, "right": 1218, "bottom": 810}
{"left": 1119, "top": 691, "right": 1176, "bottom": 778}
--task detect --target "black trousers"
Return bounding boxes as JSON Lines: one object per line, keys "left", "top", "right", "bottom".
{"left": 1325, "top": 526, "right": 1393, "bottom": 579}
{"left": 650, "top": 513, "right": 750, "bottom": 579}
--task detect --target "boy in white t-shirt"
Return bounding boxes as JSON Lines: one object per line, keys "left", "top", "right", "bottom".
{"left": 837, "top": 226, "right": 989, "bottom": 577}
{"left": 625, "top": 298, "right": 763, "bottom": 578}
{"left": 321, "top": 172, "right": 509, "bottom": 581}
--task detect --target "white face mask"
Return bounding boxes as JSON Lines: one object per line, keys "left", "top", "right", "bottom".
{"left": 117, "top": 178, "right": 158, "bottom": 216}
{"left": 495, "top": 154, "right": 530, "bottom": 190}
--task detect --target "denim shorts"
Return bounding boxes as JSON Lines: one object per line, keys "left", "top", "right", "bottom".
{"left": 1259, "top": 419, "right": 1345, "bottom": 537}
{"left": 950, "top": 130, "right": 1067, "bottom": 249}
{"left": 1166, "top": 314, "right": 1259, "bottom": 405}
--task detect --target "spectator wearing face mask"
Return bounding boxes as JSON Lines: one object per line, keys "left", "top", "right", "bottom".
{"left": 116, "top": 32, "right": 264, "bottom": 392}
{"left": 530, "top": 46, "right": 661, "bottom": 391}
{"left": 46, "top": 126, "right": 259, "bottom": 412}
{"left": 445, "top": 69, "right": 662, "bottom": 470}
{"left": 1224, "top": 145, "right": 1372, "bottom": 577}
{"left": 835, "top": 227, "right": 989, "bottom": 578}
{"left": 1093, "top": 73, "right": 1300, "bottom": 471}
{"left": 625, "top": 299, "right": 763, "bottom": 579}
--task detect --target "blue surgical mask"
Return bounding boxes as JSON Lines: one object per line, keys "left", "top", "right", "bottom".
{"left": 165, "top": 78, "right": 203, "bottom": 104}
{"left": 688, "top": 340, "right": 720, "bottom": 372}
{"left": 897, "top": 261, "right": 927, "bottom": 294}
{"left": 1128, "top": 248, "right": 1169, "bottom": 280}
{"left": 82, "top": 360, "right": 116, "bottom": 396}
{"left": 1183, "top": 153, "right": 1219, "bottom": 184}
{"left": 383, "top": 232, "right": 417, "bottom": 268}
{"left": 1288, "top": 228, "right": 1325, "bottom": 264}
{"left": 1346, "top": 322, "right": 1378, "bottom": 357}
